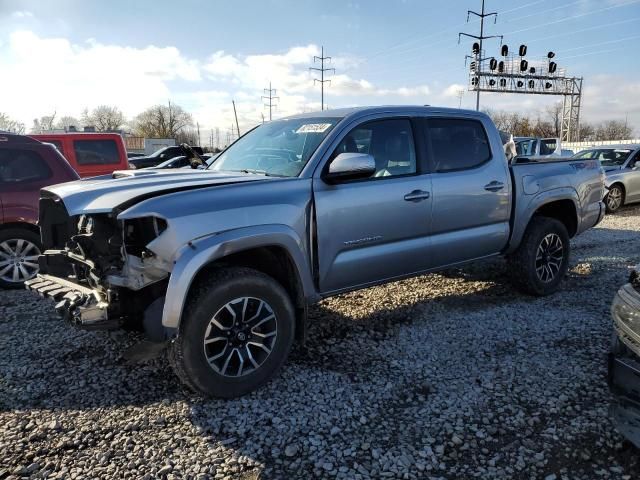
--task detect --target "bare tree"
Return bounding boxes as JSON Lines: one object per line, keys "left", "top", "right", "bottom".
{"left": 133, "top": 102, "right": 193, "bottom": 138}
{"left": 578, "top": 123, "right": 596, "bottom": 141}
{"left": 0, "top": 112, "right": 26, "bottom": 134}
{"left": 594, "top": 120, "right": 634, "bottom": 141}
{"left": 545, "top": 102, "right": 562, "bottom": 138}
{"left": 175, "top": 128, "right": 199, "bottom": 145}
{"left": 82, "top": 105, "right": 125, "bottom": 131}
{"left": 55, "top": 116, "right": 82, "bottom": 131}
{"left": 31, "top": 112, "right": 56, "bottom": 133}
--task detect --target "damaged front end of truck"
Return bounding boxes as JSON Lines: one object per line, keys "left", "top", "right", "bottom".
{"left": 26, "top": 191, "right": 173, "bottom": 337}
{"left": 609, "top": 265, "right": 640, "bottom": 448}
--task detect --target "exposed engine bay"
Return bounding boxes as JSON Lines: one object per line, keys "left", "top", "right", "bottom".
{"left": 27, "top": 193, "right": 171, "bottom": 333}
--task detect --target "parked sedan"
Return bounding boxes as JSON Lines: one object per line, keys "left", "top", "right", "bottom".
{"left": 572, "top": 145, "right": 640, "bottom": 213}
{"left": 609, "top": 263, "right": 640, "bottom": 447}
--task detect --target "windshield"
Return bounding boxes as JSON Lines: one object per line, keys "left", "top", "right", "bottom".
{"left": 515, "top": 139, "right": 536, "bottom": 156}
{"left": 149, "top": 146, "right": 174, "bottom": 158}
{"left": 210, "top": 117, "right": 340, "bottom": 177}
{"left": 573, "top": 148, "right": 632, "bottom": 166}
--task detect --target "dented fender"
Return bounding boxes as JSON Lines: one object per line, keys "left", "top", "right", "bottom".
{"left": 161, "top": 224, "right": 319, "bottom": 329}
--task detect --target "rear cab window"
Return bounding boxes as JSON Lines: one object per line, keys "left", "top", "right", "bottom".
{"left": 425, "top": 118, "right": 491, "bottom": 172}
{"left": 0, "top": 149, "right": 52, "bottom": 184}
{"left": 73, "top": 139, "right": 120, "bottom": 165}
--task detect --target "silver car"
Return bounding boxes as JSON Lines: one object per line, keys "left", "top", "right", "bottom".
{"left": 573, "top": 145, "right": 640, "bottom": 213}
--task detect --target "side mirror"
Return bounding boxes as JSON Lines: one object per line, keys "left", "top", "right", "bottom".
{"left": 324, "top": 153, "right": 375, "bottom": 183}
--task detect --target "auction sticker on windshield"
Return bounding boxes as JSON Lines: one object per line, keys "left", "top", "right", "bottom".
{"left": 296, "top": 123, "right": 333, "bottom": 133}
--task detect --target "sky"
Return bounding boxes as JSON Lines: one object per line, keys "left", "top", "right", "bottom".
{"left": 1, "top": 0, "right": 639, "bottom": 143}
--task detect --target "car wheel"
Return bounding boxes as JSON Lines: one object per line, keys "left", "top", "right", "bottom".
{"left": 605, "top": 185, "right": 624, "bottom": 213}
{"left": 169, "top": 267, "right": 295, "bottom": 398}
{"left": 508, "top": 217, "right": 570, "bottom": 296}
{"left": 0, "top": 228, "right": 42, "bottom": 289}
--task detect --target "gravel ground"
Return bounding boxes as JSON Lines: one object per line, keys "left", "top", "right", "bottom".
{"left": 1, "top": 206, "right": 640, "bottom": 480}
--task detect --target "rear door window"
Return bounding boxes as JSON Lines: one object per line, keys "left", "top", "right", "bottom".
{"left": 540, "top": 139, "right": 557, "bottom": 155}
{"left": 73, "top": 139, "right": 119, "bottom": 165}
{"left": 425, "top": 118, "right": 491, "bottom": 172}
{"left": 0, "top": 149, "right": 52, "bottom": 183}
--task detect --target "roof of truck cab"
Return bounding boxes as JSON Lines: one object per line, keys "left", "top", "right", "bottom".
{"left": 581, "top": 144, "right": 640, "bottom": 151}
{"left": 283, "top": 105, "right": 488, "bottom": 121}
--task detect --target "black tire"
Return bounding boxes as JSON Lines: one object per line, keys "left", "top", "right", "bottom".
{"left": 508, "top": 217, "right": 570, "bottom": 296}
{"left": 168, "top": 267, "right": 295, "bottom": 398}
{"left": 0, "top": 228, "right": 42, "bottom": 289}
{"left": 605, "top": 184, "right": 624, "bottom": 213}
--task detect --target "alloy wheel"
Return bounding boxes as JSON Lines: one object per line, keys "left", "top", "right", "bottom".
{"left": 535, "top": 233, "right": 564, "bottom": 283}
{"left": 0, "top": 238, "right": 41, "bottom": 284}
{"left": 203, "top": 297, "right": 278, "bottom": 377}
{"left": 607, "top": 187, "right": 622, "bottom": 211}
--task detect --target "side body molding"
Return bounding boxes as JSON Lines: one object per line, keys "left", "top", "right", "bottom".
{"left": 161, "top": 224, "right": 318, "bottom": 328}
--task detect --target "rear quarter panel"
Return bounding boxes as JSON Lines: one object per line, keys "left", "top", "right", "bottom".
{"left": 508, "top": 158, "right": 604, "bottom": 251}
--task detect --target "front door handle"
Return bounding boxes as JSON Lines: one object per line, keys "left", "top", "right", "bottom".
{"left": 404, "top": 189, "right": 430, "bottom": 202}
{"left": 484, "top": 181, "right": 505, "bottom": 192}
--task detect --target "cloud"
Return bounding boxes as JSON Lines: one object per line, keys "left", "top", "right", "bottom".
{"left": 11, "top": 11, "right": 33, "bottom": 18}
{"left": 0, "top": 32, "right": 434, "bottom": 136}
{"left": 439, "top": 77, "right": 640, "bottom": 133}
{"left": 442, "top": 84, "right": 466, "bottom": 98}
{"left": 0, "top": 31, "right": 201, "bottom": 128}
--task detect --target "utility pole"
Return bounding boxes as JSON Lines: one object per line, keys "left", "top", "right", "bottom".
{"left": 262, "top": 82, "right": 279, "bottom": 121}
{"left": 196, "top": 122, "right": 201, "bottom": 147}
{"left": 310, "top": 46, "right": 335, "bottom": 111}
{"left": 456, "top": 89, "right": 464, "bottom": 108}
{"left": 215, "top": 127, "right": 220, "bottom": 150}
{"left": 459, "top": 1, "right": 502, "bottom": 111}
{"left": 232, "top": 100, "right": 240, "bottom": 137}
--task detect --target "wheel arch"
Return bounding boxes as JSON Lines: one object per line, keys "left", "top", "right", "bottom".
{"left": 0, "top": 222, "right": 40, "bottom": 238}
{"left": 532, "top": 199, "right": 578, "bottom": 237}
{"left": 161, "top": 225, "right": 318, "bottom": 342}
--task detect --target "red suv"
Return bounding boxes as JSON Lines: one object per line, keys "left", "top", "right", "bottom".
{"left": 0, "top": 133, "right": 79, "bottom": 287}
{"left": 31, "top": 132, "right": 129, "bottom": 177}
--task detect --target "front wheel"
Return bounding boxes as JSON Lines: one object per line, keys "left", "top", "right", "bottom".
{"left": 605, "top": 185, "right": 624, "bottom": 213}
{"left": 508, "top": 217, "right": 570, "bottom": 296}
{"left": 169, "top": 267, "right": 295, "bottom": 398}
{"left": 0, "top": 228, "right": 42, "bottom": 289}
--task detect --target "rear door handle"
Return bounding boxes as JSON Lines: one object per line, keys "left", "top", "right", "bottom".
{"left": 404, "top": 189, "right": 430, "bottom": 202}
{"left": 484, "top": 181, "right": 505, "bottom": 192}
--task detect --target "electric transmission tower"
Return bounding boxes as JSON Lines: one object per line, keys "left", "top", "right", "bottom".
{"left": 262, "top": 82, "right": 279, "bottom": 121}
{"left": 310, "top": 46, "right": 335, "bottom": 111}
{"left": 459, "top": 0, "right": 503, "bottom": 111}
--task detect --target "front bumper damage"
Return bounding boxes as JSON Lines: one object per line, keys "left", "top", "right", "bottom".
{"left": 609, "top": 275, "right": 640, "bottom": 448}
{"left": 26, "top": 196, "right": 171, "bottom": 334}
{"left": 25, "top": 273, "right": 117, "bottom": 329}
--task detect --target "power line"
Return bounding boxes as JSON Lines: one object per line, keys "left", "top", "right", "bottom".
{"left": 310, "top": 46, "right": 335, "bottom": 111}
{"left": 459, "top": 0, "right": 503, "bottom": 111}
{"left": 361, "top": 0, "right": 547, "bottom": 64}
{"left": 261, "top": 82, "right": 279, "bottom": 121}
{"left": 501, "top": 0, "right": 640, "bottom": 37}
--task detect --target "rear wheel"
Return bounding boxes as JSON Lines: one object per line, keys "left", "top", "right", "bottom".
{"left": 0, "top": 228, "right": 42, "bottom": 289}
{"left": 605, "top": 184, "right": 624, "bottom": 213}
{"left": 168, "top": 267, "right": 295, "bottom": 398}
{"left": 508, "top": 217, "right": 570, "bottom": 296}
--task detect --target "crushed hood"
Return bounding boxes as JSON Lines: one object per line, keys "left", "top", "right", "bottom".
{"left": 42, "top": 169, "right": 268, "bottom": 216}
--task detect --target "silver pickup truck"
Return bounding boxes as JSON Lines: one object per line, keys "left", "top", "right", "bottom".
{"left": 26, "top": 106, "right": 605, "bottom": 397}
